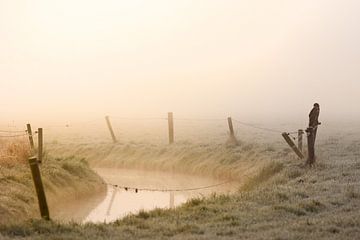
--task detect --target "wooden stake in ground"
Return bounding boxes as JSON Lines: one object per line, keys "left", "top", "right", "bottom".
{"left": 227, "top": 117, "right": 238, "bottom": 144}
{"left": 281, "top": 132, "right": 304, "bottom": 159}
{"left": 306, "top": 127, "right": 316, "bottom": 165}
{"left": 38, "top": 128, "right": 43, "bottom": 163}
{"left": 298, "top": 129, "right": 304, "bottom": 153}
{"left": 168, "top": 112, "right": 174, "bottom": 144}
{"left": 28, "top": 157, "right": 50, "bottom": 220}
{"left": 26, "top": 123, "right": 35, "bottom": 150}
{"left": 105, "top": 116, "right": 117, "bottom": 143}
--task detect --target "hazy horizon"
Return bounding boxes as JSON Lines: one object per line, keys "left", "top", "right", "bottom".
{"left": 1, "top": 0, "right": 360, "bottom": 124}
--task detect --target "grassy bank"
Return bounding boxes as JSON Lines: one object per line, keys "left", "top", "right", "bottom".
{"left": 47, "top": 140, "right": 283, "bottom": 181}
{"left": 1, "top": 130, "right": 359, "bottom": 239}
{"left": 0, "top": 139, "right": 104, "bottom": 224}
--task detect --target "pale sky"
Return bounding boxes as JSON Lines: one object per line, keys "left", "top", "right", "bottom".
{"left": 1, "top": 0, "right": 359, "bottom": 123}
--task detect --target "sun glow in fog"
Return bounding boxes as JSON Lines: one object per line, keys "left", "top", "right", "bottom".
{"left": 1, "top": 0, "right": 360, "bottom": 123}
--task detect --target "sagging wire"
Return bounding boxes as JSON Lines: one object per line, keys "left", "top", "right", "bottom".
{"left": 104, "top": 180, "right": 234, "bottom": 193}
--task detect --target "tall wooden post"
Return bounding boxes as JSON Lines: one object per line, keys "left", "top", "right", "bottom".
{"left": 28, "top": 157, "right": 50, "bottom": 220}
{"left": 105, "top": 116, "right": 117, "bottom": 143}
{"left": 281, "top": 132, "right": 304, "bottom": 159}
{"left": 168, "top": 112, "right": 174, "bottom": 144}
{"left": 26, "top": 124, "right": 35, "bottom": 150}
{"left": 298, "top": 129, "right": 304, "bottom": 153}
{"left": 38, "top": 128, "right": 43, "bottom": 163}
{"left": 227, "top": 117, "right": 235, "bottom": 137}
{"left": 306, "top": 127, "right": 316, "bottom": 165}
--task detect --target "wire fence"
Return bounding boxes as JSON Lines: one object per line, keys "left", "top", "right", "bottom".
{"left": 0, "top": 115, "right": 304, "bottom": 140}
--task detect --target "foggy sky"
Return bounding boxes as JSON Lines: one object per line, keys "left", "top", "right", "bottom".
{"left": 1, "top": 0, "right": 359, "bottom": 123}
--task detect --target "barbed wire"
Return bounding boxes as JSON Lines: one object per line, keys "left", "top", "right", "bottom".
{"left": 173, "top": 118, "right": 225, "bottom": 122}
{"left": 0, "top": 129, "right": 26, "bottom": 133}
{"left": 103, "top": 165, "right": 262, "bottom": 193}
{"left": 0, "top": 133, "right": 29, "bottom": 138}
{"left": 105, "top": 180, "right": 234, "bottom": 193}
{"left": 0, "top": 116, "right": 304, "bottom": 139}
{"left": 110, "top": 117, "right": 167, "bottom": 121}
{"left": 232, "top": 119, "right": 284, "bottom": 134}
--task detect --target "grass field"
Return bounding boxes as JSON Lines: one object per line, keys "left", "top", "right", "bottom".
{"left": 0, "top": 122, "right": 359, "bottom": 239}
{"left": 0, "top": 138, "right": 104, "bottom": 224}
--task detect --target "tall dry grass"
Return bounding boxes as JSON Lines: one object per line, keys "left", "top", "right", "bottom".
{"left": 0, "top": 137, "right": 104, "bottom": 224}
{"left": 0, "top": 139, "right": 31, "bottom": 167}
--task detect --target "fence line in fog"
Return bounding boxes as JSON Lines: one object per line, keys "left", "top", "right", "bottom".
{"left": 1, "top": 112, "right": 307, "bottom": 163}
{"left": 1, "top": 112, "right": 317, "bottom": 220}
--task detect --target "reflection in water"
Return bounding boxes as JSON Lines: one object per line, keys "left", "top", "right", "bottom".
{"left": 169, "top": 192, "right": 175, "bottom": 209}
{"left": 106, "top": 187, "right": 118, "bottom": 216}
{"left": 54, "top": 168, "right": 239, "bottom": 223}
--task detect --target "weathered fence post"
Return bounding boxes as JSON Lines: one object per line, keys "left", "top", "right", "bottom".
{"left": 306, "top": 127, "right": 316, "bottom": 165}
{"left": 28, "top": 157, "right": 50, "bottom": 220}
{"left": 281, "top": 132, "right": 304, "bottom": 159}
{"left": 26, "top": 123, "right": 35, "bottom": 150}
{"left": 38, "top": 128, "right": 43, "bottom": 163}
{"left": 227, "top": 117, "right": 238, "bottom": 144}
{"left": 298, "top": 129, "right": 304, "bottom": 153}
{"left": 168, "top": 112, "right": 174, "bottom": 144}
{"left": 105, "top": 116, "right": 117, "bottom": 143}
{"left": 227, "top": 117, "right": 235, "bottom": 137}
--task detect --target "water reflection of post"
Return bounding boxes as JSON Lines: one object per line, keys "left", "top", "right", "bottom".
{"left": 169, "top": 192, "right": 175, "bottom": 208}
{"left": 106, "top": 187, "right": 118, "bottom": 216}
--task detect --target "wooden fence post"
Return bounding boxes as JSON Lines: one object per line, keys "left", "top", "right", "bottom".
{"left": 227, "top": 117, "right": 238, "bottom": 144}
{"left": 26, "top": 123, "right": 35, "bottom": 150}
{"left": 281, "top": 132, "right": 304, "bottom": 159}
{"left": 306, "top": 127, "right": 316, "bottom": 165}
{"left": 105, "top": 116, "right": 117, "bottom": 143}
{"left": 298, "top": 129, "right": 304, "bottom": 153}
{"left": 28, "top": 157, "right": 50, "bottom": 220}
{"left": 168, "top": 112, "right": 174, "bottom": 144}
{"left": 38, "top": 128, "right": 43, "bottom": 163}
{"left": 227, "top": 117, "right": 235, "bottom": 137}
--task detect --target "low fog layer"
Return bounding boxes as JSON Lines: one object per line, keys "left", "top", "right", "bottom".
{"left": 1, "top": 0, "right": 359, "bottom": 124}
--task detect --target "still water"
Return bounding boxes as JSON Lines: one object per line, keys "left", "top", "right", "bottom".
{"left": 53, "top": 168, "right": 239, "bottom": 223}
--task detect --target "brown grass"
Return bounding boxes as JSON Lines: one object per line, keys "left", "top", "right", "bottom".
{"left": 0, "top": 139, "right": 31, "bottom": 167}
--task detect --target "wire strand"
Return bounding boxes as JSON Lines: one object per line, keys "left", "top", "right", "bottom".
{"left": 105, "top": 180, "right": 234, "bottom": 192}
{"left": 0, "top": 133, "right": 29, "bottom": 138}
{"left": 0, "top": 130, "right": 26, "bottom": 133}
{"left": 232, "top": 119, "right": 283, "bottom": 133}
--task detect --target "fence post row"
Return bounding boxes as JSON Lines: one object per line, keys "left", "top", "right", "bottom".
{"left": 105, "top": 116, "right": 117, "bottom": 143}
{"left": 26, "top": 123, "right": 35, "bottom": 150}
{"left": 168, "top": 112, "right": 174, "bottom": 144}
{"left": 28, "top": 157, "right": 50, "bottom": 220}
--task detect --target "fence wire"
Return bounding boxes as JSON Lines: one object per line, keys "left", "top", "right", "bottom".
{"left": 105, "top": 180, "right": 234, "bottom": 193}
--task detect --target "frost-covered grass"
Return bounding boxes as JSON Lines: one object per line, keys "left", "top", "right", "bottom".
{"left": 0, "top": 139, "right": 104, "bottom": 224}
{"left": 1, "top": 123, "right": 360, "bottom": 239}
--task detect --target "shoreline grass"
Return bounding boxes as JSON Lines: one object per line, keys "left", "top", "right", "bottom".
{"left": 0, "top": 139, "right": 104, "bottom": 224}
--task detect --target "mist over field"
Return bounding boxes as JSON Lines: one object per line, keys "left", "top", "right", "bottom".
{"left": 1, "top": 0, "right": 360, "bottom": 125}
